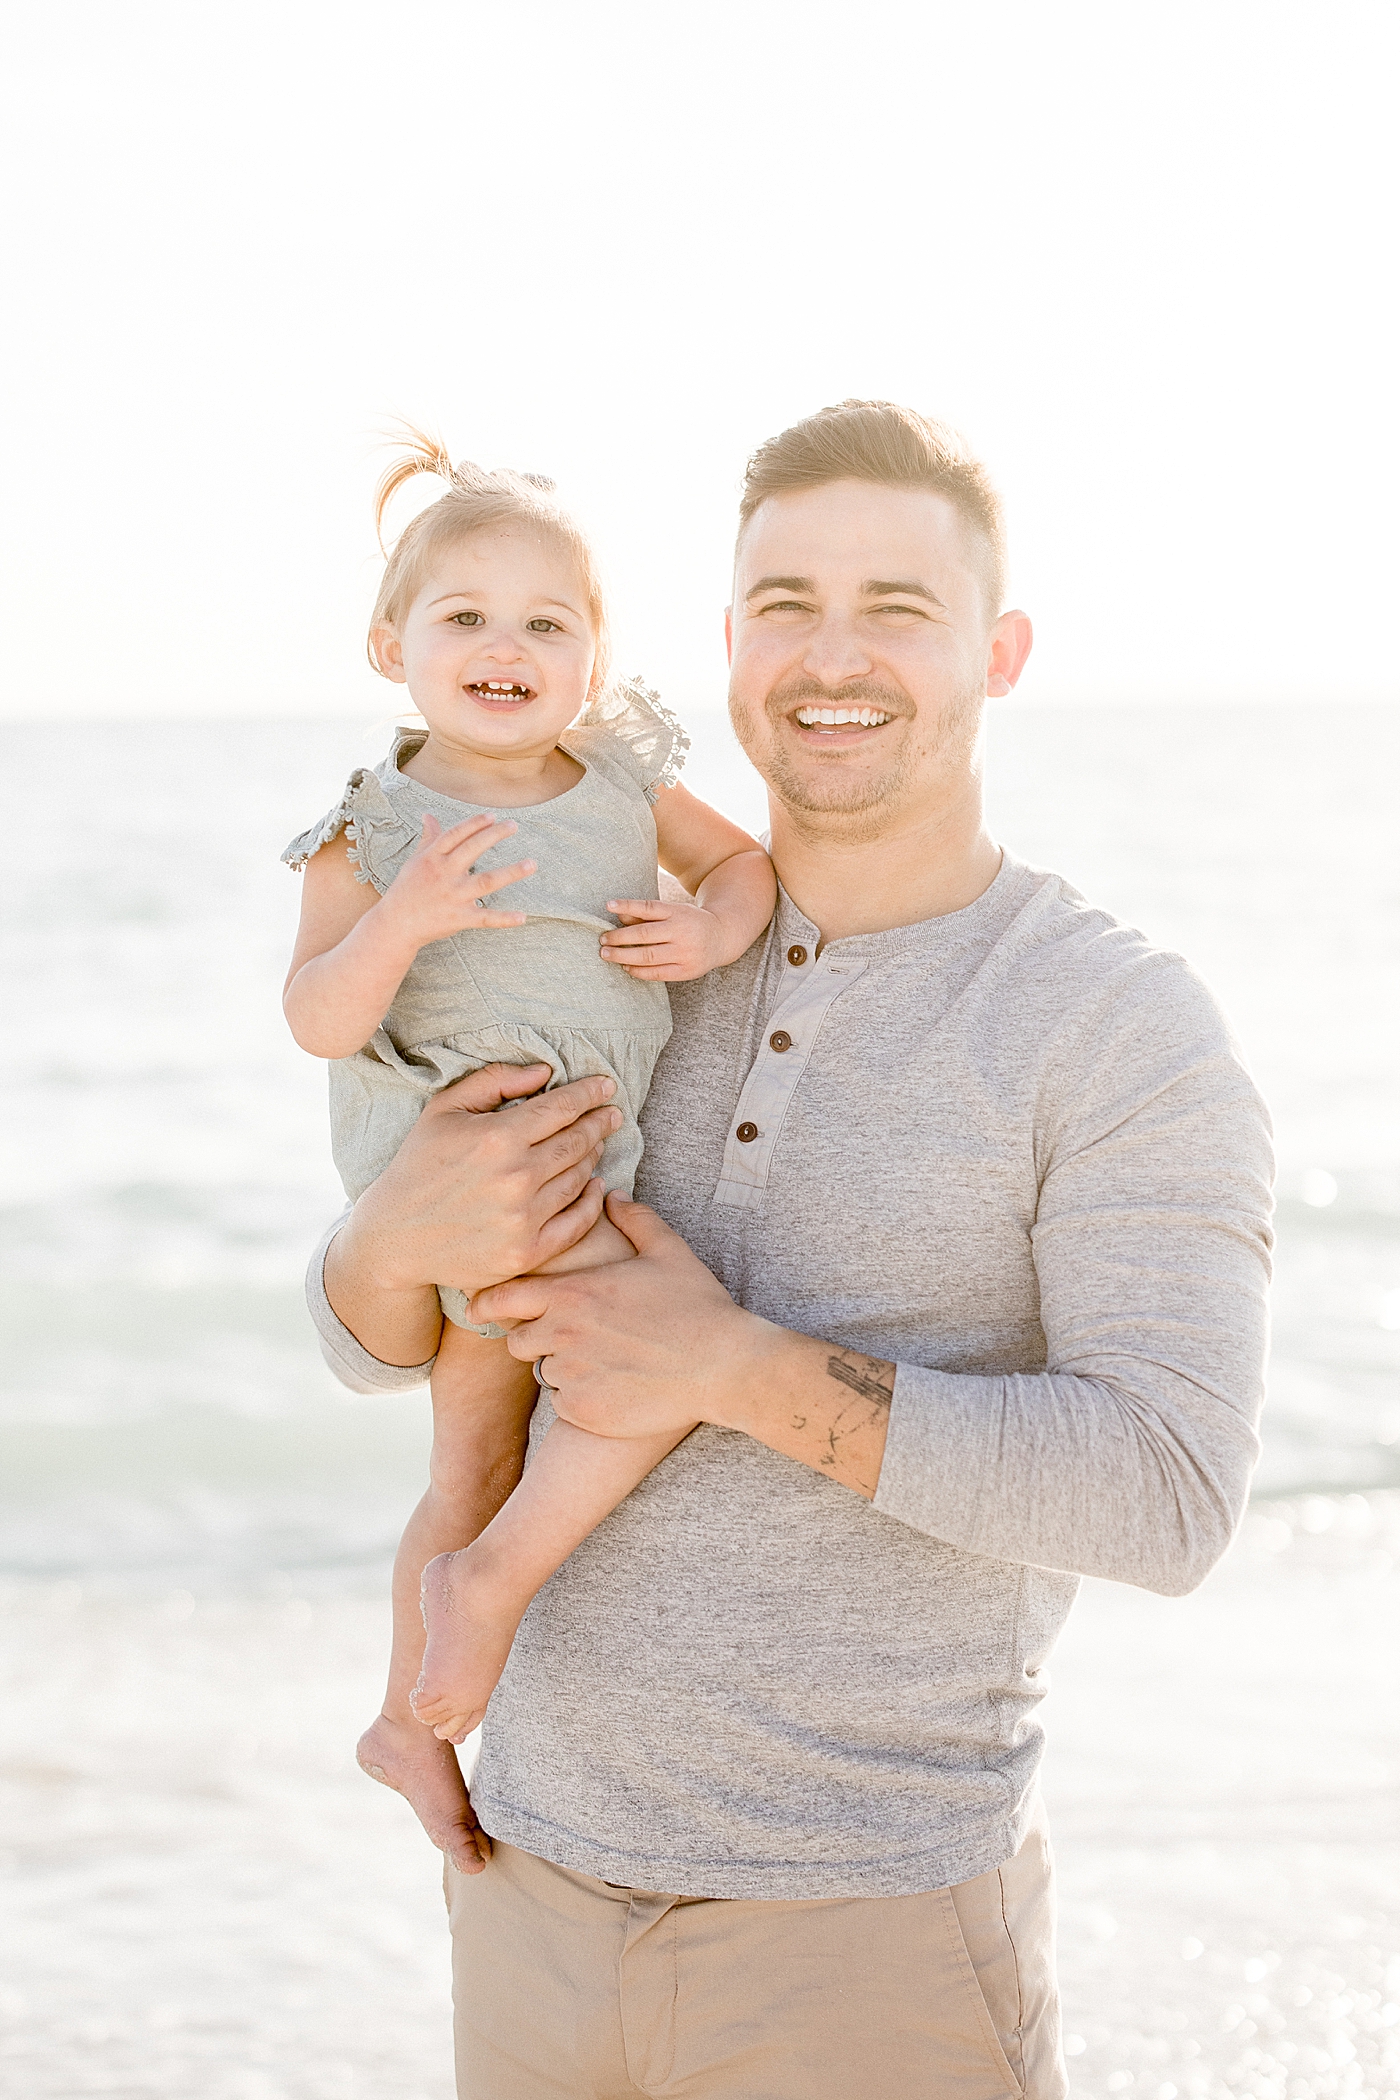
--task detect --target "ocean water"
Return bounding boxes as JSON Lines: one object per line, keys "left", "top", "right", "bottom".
{"left": 4, "top": 704, "right": 1396, "bottom": 1580}
{"left": 1, "top": 705, "right": 1397, "bottom": 2097}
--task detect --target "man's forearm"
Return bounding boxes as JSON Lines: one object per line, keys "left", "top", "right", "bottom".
{"left": 708, "top": 1323, "right": 895, "bottom": 1500}
{"left": 323, "top": 1211, "right": 444, "bottom": 1367}
{"left": 474, "top": 1195, "right": 896, "bottom": 1496}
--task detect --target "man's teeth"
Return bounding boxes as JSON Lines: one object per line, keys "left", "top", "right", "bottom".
{"left": 794, "top": 706, "right": 892, "bottom": 727}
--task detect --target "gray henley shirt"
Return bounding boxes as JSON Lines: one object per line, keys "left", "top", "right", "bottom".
{"left": 308, "top": 853, "right": 1274, "bottom": 1898}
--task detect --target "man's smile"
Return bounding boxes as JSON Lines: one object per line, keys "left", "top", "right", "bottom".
{"left": 793, "top": 704, "right": 893, "bottom": 734}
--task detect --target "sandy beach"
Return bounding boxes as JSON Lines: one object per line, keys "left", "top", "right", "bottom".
{"left": 1042, "top": 1493, "right": 1400, "bottom": 2100}
{"left": 2, "top": 1494, "right": 1396, "bottom": 2098}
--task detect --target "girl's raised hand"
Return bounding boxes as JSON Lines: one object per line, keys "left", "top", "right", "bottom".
{"left": 599, "top": 897, "right": 728, "bottom": 982}
{"left": 379, "top": 811, "right": 535, "bottom": 944}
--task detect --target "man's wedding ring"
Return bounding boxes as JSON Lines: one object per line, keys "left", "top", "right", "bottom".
{"left": 533, "top": 1357, "right": 555, "bottom": 1393}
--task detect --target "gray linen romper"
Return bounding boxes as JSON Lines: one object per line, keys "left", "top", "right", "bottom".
{"left": 283, "top": 680, "right": 688, "bottom": 1331}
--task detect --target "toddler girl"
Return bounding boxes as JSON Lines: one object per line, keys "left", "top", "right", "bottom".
{"left": 282, "top": 433, "right": 776, "bottom": 1866}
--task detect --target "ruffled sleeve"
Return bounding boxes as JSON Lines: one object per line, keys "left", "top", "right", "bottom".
{"left": 280, "top": 764, "right": 420, "bottom": 892}
{"left": 568, "top": 676, "right": 690, "bottom": 804}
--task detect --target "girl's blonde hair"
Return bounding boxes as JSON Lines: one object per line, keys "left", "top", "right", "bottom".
{"left": 367, "top": 425, "right": 611, "bottom": 692}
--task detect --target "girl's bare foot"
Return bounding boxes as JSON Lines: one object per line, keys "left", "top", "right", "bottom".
{"left": 411, "top": 1549, "right": 525, "bottom": 1746}
{"left": 355, "top": 1712, "right": 491, "bottom": 1874}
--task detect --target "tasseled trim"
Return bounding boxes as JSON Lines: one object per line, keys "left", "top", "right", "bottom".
{"left": 343, "top": 818, "right": 372, "bottom": 884}
{"left": 280, "top": 769, "right": 374, "bottom": 880}
{"left": 575, "top": 674, "right": 691, "bottom": 802}
{"left": 635, "top": 680, "right": 692, "bottom": 802}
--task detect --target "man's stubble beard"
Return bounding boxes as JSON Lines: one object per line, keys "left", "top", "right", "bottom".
{"left": 729, "top": 673, "right": 986, "bottom": 841}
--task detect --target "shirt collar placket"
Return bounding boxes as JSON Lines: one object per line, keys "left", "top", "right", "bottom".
{"left": 711, "top": 937, "right": 869, "bottom": 1211}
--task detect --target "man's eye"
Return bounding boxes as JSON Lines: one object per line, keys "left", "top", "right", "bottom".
{"left": 526, "top": 617, "right": 562, "bottom": 633}
{"left": 760, "top": 600, "right": 810, "bottom": 615}
{"left": 451, "top": 611, "right": 484, "bottom": 626}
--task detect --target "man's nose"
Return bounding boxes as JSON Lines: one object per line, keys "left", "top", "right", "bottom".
{"left": 800, "top": 613, "right": 873, "bottom": 687}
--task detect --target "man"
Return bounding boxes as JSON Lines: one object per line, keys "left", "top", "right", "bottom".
{"left": 312, "top": 402, "right": 1274, "bottom": 2097}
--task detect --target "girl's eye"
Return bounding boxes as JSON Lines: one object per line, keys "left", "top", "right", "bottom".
{"left": 451, "top": 611, "right": 484, "bottom": 627}
{"left": 526, "top": 618, "right": 562, "bottom": 633}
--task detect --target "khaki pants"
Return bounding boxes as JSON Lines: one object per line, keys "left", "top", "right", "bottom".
{"left": 445, "top": 1799, "right": 1067, "bottom": 2098}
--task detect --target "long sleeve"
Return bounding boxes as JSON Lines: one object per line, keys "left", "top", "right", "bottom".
{"left": 873, "top": 956, "right": 1274, "bottom": 1595}
{"left": 304, "top": 1211, "right": 437, "bottom": 1394}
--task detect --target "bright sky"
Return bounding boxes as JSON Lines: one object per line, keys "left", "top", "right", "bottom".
{"left": 3, "top": 1, "right": 1396, "bottom": 720}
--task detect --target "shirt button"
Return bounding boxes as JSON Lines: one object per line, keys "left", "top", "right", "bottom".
{"left": 736, "top": 1121, "right": 758, "bottom": 1143}
{"left": 787, "top": 944, "right": 807, "bottom": 967}
{"left": 769, "top": 1030, "right": 792, "bottom": 1052}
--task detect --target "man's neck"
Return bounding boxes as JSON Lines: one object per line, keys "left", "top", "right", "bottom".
{"left": 768, "top": 773, "right": 1002, "bottom": 945}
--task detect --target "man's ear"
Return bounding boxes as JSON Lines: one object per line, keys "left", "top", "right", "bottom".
{"left": 371, "top": 626, "right": 408, "bottom": 683}
{"left": 986, "top": 610, "right": 1033, "bottom": 698}
{"left": 724, "top": 606, "right": 734, "bottom": 664}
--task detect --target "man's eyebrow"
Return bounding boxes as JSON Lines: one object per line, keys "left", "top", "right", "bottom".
{"left": 861, "top": 579, "right": 947, "bottom": 608}
{"left": 745, "top": 575, "right": 816, "bottom": 601}
{"left": 743, "top": 574, "right": 949, "bottom": 609}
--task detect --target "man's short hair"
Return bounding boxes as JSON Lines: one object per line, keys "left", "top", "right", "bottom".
{"left": 737, "top": 400, "right": 1006, "bottom": 618}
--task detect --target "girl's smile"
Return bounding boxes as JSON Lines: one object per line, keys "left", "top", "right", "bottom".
{"left": 467, "top": 680, "right": 535, "bottom": 704}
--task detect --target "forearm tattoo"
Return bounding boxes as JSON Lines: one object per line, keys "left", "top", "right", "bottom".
{"left": 792, "top": 1350, "right": 896, "bottom": 1478}
{"left": 825, "top": 1352, "right": 896, "bottom": 1406}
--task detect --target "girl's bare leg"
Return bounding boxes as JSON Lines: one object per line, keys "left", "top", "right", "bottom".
{"left": 411, "top": 1213, "right": 698, "bottom": 1744}
{"left": 412, "top": 1416, "right": 690, "bottom": 1742}
{"left": 356, "top": 1325, "right": 537, "bottom": 1873}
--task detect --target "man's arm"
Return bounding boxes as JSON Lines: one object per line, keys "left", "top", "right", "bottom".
{"left": 310, "top": 1062, "right": 624, "bottom": 1381}
{"left": 470, "top": 1202, "right": 900, "bottom": 1491}
{"left": 869, "top": 976, "right": 1275, "bottom": 1595}
{"left": 472, "top": 972, "right": 1274, "bottom": 1599}
{"left": 306, "top": 1211, "right": 436, "bottom": 1392}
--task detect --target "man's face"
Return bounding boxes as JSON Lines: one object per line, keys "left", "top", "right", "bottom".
{"left": 727, "top": 480, "right": 1021, "bottom": 835}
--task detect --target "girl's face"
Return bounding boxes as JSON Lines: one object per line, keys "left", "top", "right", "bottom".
{"left": 376, "top": 528, "right": 597, "bottom": 757}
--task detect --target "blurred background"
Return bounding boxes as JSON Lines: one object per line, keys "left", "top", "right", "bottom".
{"left": 1, "top": 4, "right": 1397, "bottom": 2097}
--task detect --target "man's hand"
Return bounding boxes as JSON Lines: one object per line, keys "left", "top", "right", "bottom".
{"left": 599, "top": 897, "right": 733, "bottom": 983}
{"left": 471, "top": 1192, "right": 764, "bottom": 1437}
{"left": 324, "top": 1064, "right": 622, "bottom": 1365}
{"left": 472, "top": 1191, "right": 898, "bottom": 1499}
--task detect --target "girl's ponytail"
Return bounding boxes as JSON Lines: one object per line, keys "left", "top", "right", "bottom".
{"left": 373, "top": 424, "right": 458, "bottom": 551}
{"left": 373, "top": 426, "right": 561, "bottom": 550}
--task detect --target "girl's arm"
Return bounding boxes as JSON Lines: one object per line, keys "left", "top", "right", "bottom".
{"left": 600, "top": 783, "right": 777, "bottom": 983}
{"left": 284, "top": 812, "right": 536, "bottom": 1058}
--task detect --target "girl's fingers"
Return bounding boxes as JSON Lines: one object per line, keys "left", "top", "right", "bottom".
{"left": 600, "top": 919, "right": 677, "bottom": 948}
{"left": 438, "top": 812, "right": 511, "bottom": 850}
{"left": 472, "top": 858, "right": 535, "bottom": 896}
{"left": 606, "top": 898, "right": 672, "bottom": 923}
{"left": 441, "top": 817, "right": 518, "bottom": 860}
{"left": 603, "top": 940, "right": 663, "bottom": 967}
